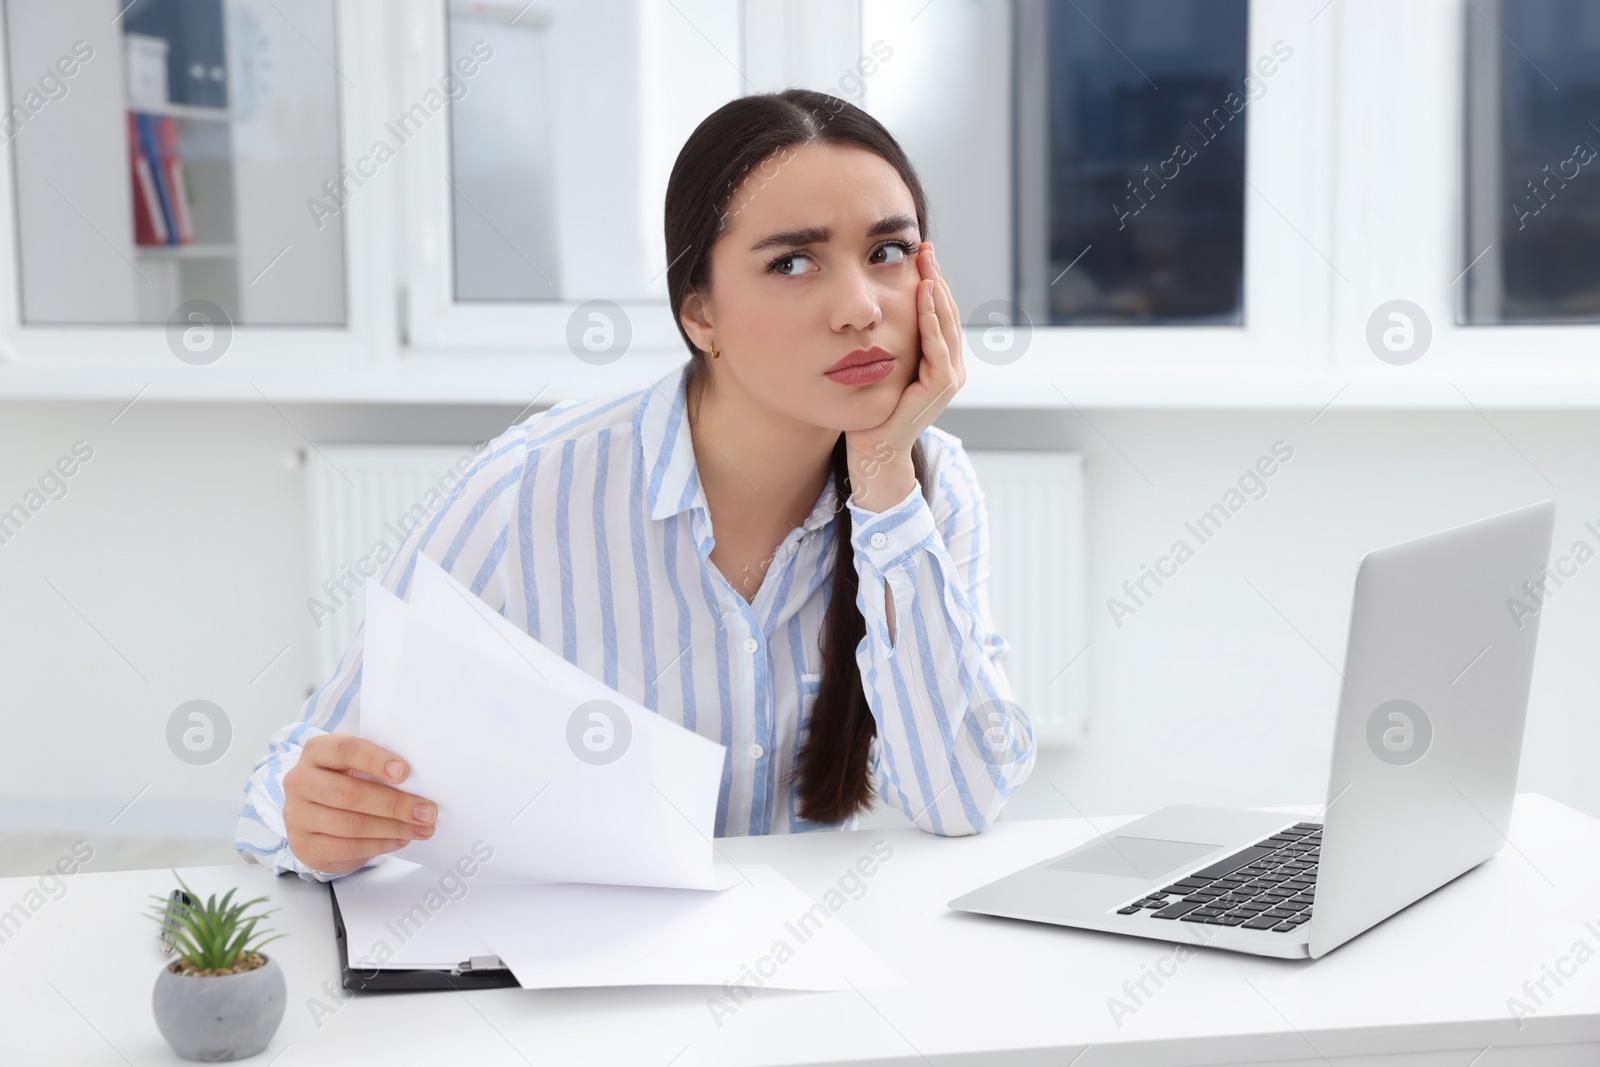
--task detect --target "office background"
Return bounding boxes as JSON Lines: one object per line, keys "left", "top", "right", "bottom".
{"left": 1, "top": 0, "right": 1597, "bottom": 872}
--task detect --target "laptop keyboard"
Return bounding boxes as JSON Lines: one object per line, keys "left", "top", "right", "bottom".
{"left": 1112, "top": 822, "right": 1321, "bottom": 932}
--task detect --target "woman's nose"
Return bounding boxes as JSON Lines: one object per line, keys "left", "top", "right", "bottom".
{"left": 830, "top": 265, "right": 882, "bottom": 332}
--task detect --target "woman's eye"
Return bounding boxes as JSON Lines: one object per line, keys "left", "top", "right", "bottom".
{"left": 874, "top": 241, "right": 915, "bottom": 265}
{"left": 766, "top": 241, "right": 916, "bottom": 276}
{"left": 767, "top": 252, "right": 817, "bottom": 276}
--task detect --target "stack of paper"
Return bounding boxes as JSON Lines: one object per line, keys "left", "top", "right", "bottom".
{"left": 336, "top": 858, "right": 901, "bottom": 992}
{"left": 350, "top": 554, "right": 901, "bottom": 992}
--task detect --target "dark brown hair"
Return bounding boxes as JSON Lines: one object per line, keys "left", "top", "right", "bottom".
{"left": 663, "top": 89, "right": 935, "bottom": 824}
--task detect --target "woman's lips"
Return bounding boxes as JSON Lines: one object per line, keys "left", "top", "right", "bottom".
{"left": 825, "top": 359, "right": 895, "bottom": 386}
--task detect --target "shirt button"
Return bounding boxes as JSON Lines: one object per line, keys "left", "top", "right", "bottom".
{"left": 870, "top": 532, "right": 888, "bottom": 549}
{"left": 748, "top": 743, "right": 764, "bottom": 760}
{"left": 742, "top": 637, "right": 759, "bottom": 654}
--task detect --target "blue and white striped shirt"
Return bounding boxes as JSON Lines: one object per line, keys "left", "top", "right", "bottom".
{"left": 237, "top": 361, "right": 1036, "bottom": 879}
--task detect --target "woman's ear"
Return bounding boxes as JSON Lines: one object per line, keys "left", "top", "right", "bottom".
{"left": 679, "top": 289, "right": 714, "bottom": 353}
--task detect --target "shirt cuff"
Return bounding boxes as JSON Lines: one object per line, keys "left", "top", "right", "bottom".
{"left": 848, "top": 480, "right": 937, "bottom": 572}
{"left": 245, "top": 838, "right": 384, "bottom": 882}
{"left": 273, "top": 846, "right": 342, "bottom": 882}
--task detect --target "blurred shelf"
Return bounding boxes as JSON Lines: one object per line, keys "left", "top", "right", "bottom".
{"left": 129, "top": 101, "right": 230, "bottom": 123}
{"left": 134, "top": 244, "right": 237, "bottom": 260}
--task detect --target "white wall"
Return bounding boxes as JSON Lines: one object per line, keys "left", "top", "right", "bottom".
{"left": 0, "top": 401, "right": 311, "bottom": 840}
{"left": 1, "top": 398, "right": 1595, "bottom": 845}
{"left": 946, "top": 407, "right": 1600, "bottom": 829}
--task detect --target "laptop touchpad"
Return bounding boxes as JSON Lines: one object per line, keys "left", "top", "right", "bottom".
{"left": 1046, "top": 836, "right": 1222, "bottom": 880}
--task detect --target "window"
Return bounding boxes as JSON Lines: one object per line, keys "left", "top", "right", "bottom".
{"left": 442, "top": 0, "right": 742, "bottom": 303}
{"left": 1462, "top": 0, "right": 1600, "bottom": 325}
{"left": 3, "top": 0, "right": 346, "bottom": 325}
{"left": 1028, "top": 0, "right": 1250, "bottom": 325}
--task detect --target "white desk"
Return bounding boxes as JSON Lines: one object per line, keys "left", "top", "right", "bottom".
{"left": 4, "top": 792, "right": 1598, "bottom": 1066}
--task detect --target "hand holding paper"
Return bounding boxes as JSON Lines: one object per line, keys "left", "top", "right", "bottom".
{"left": 279, "top": 730, "right": 438, "bottom": 876}
{"left": 360, "top": 553, "right": 739, "bottom": 890}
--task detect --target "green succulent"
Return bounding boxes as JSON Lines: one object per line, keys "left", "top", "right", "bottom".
{"left": 147, "top": 871, "right": 287, "bottom": 973}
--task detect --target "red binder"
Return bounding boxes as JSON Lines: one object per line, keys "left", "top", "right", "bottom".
{"left": 152, "top": 115, "right": 194, "bottom": 244}
{"left": 128, "top": 111, "right": 169, "bottom": 246}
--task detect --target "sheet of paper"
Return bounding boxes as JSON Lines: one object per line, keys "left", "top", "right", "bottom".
{"left": 454, "top": 864, "right": 904, "bottom": 992}
{"left": 360, "top": 556, "right": 740, "bottom": 891}
{"left": 332, "top": 857, "right": 495, "bottom": 970}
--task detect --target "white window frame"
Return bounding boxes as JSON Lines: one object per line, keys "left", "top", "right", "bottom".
{"left": 1007, "top": 0, "right": 1335, "bottom": 363}
{"left": 396, "top": 0, "right": 748, "bottom": 403}
{"left": 1323, "top": 0, "right": 1600, "bottom": 407}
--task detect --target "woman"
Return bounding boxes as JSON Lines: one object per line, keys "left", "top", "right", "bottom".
{"left": 237, "top": 89, "right": 1036, "bottom": 879}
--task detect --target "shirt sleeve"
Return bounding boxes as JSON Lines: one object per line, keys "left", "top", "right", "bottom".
{"left": 845, "top": 430, "right": 1037, "bottom": 836}
{"left": 235, "top": 432, "right": 528, "bottom": 880}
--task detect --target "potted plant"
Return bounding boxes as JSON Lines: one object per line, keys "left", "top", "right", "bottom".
{"left": 147, "top": 872, "right": 288, "bottom": 1062}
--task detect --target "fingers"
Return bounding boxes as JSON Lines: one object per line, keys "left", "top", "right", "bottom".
{"left": 279, "top": 798, "right": 394, "bottom": 875}
{"left": 918, "top": 276, "right": 948, "bottom": 365}
{"left": 297, "top": 763, "right": 436, "bottom": 828}
{"left": 925, "top": 247, "right": 963, "bottom": 382}
{"left": 306, "top": 732, "right": 411, "bottom": 785}
{"left": 917, "top": 268, "right": 955, "bottom": 382}
{"left": 284, "top": 735, "right": 436, "bottom": 878}
{"left": 931, "top": 257, "right": 964, "bottom": 380}
{"left": 288, "top": 829, "right": 407, "bottom": 874}
{"left": 290, "top": 797, "right": 427, "bottom": 844}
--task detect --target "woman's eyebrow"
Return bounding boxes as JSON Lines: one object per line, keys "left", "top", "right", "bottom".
{"left": 748, "top": 213, "right": 918, "bottom": 253}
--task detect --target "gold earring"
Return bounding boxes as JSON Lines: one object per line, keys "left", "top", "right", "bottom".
{"left": 710, "top": 342, "right": 719, "bottom": 359}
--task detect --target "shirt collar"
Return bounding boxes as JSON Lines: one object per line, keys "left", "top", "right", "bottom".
{"left": 636, "top": 362, "right": 842, "bottom": 532}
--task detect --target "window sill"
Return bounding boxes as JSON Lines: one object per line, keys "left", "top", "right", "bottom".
{"left": 6, "top": 349, "right": 1600, "bottom": 410}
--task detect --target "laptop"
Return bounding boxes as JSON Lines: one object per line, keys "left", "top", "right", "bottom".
{"left": 949, "top": 500, "right": 1555, "bottom": 959}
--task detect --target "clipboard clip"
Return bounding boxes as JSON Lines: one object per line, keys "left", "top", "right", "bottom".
{"left": 452, "top": 955, "right": 508, "bottom": 976}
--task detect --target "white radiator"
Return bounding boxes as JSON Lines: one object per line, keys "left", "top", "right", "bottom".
{"left": 305, "top": 445, "right": 1089, "bottom": 746}
{"left": 964, "top": 451, "right": 1088, "bottom": 746}
{"left": 303, "top": 445, "right": 488, "bottom": 685}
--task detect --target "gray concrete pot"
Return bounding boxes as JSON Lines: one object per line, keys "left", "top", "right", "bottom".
{"left": 152, "top": 954, "right": 287, "bottom": 1062}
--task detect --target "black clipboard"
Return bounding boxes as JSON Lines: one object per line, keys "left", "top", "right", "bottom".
{"left": 328, "top": 881, "right": 519, "bottom": 991}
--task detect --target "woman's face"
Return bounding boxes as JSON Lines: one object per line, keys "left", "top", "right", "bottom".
{"left": 686, "top": 142, "right": 923, "bottom": 432}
